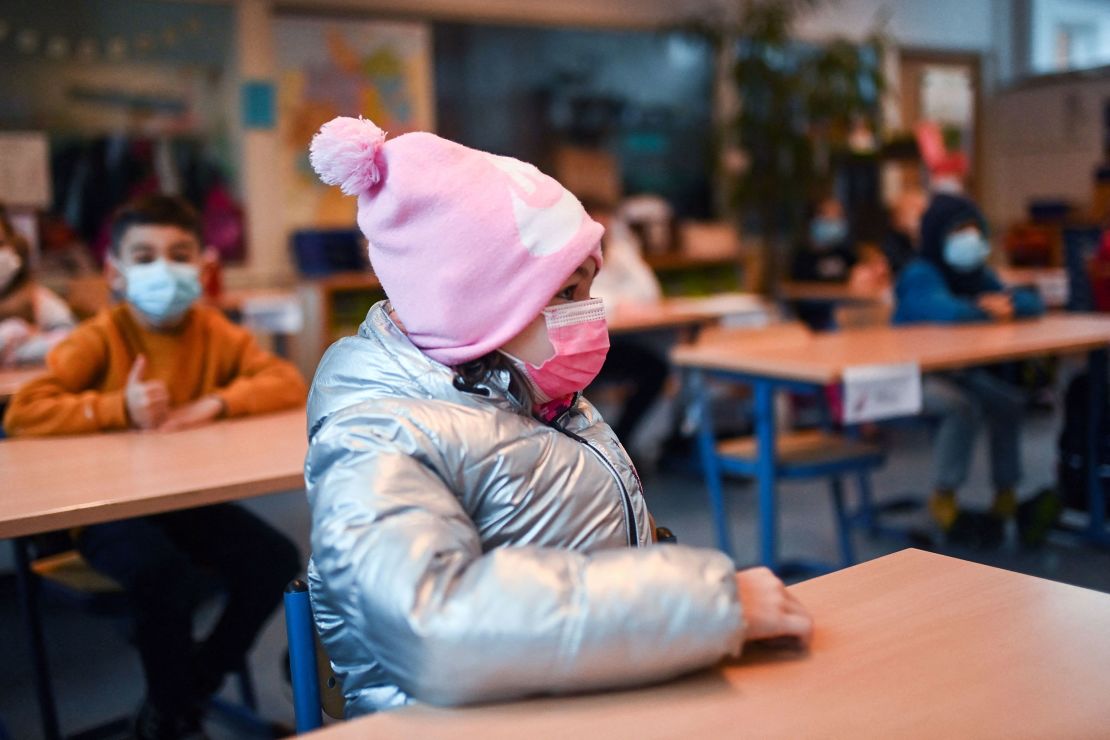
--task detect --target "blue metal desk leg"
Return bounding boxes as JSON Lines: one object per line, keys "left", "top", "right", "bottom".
{"left": 753, "top": 379, "right": 779, "bottom": 569}
{"left": 690, "top": 369, "right": 736, "bottom": 559}
{"left": 1086, "top": 348, "right": 1108, "bottom": 545}
{"left": 12, "top": 538, "right": 61, "bottom": 740}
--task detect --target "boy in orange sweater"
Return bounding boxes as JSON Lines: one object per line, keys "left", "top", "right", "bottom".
{"left": 4, "top": 195, "right": 304, "bottom": 739}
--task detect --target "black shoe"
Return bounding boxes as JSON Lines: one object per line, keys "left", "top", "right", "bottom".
{"left": 133, "top": 701, "right": 208, "bottom": 740}
{"left": 945, "top": 510, "right": 1005, "bottom": 550}
{"left": 1016, "top": 489, "right": 1063, "bottom": 549}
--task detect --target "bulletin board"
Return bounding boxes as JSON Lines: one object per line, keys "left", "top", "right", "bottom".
{"left": 274, "top": 16, "right": 435, "bottom": 232}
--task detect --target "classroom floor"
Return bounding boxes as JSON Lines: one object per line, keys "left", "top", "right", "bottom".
{"left": 2, "top": 407, "right": 1109, "bottom": 738}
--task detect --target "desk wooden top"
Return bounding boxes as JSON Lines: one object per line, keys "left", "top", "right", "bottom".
{"left": 643, "top": 251, "right": 741, "bottom": 272}
{"left": 779, "top": 281, "right": 887, "bottom": 304}
{"left": 997, "top": 266, "right": 1066, "bottom": 285}
{"left": 607, "top": 294, "right": 770, "bottom": 335}
{"left": 309, "top": 549, "right": 1110, "bottom": 739}
{"left": 672, "top": 314, "right": 1110, "bottom": 384}
{"left": 217, "top": 287, "right": 299, "bottom": 313}
{"left": 0, "top": 365, "right": 45, "bottom": 401}
{"left": 0, "top": 409, "right": 306, "bottom": 538}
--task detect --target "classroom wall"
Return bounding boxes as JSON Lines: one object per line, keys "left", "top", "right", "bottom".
{"left": 227, "top": 0, "right": 1005, "bottom": 288}
{"left": 1031, "top": 0, "right": 1110, "bottom": 74}
{"left": 982, "top": 73, "right": 1110, "bottom": 226}
{"left": 793, "top": 0, "right": 995, "bottom": 51}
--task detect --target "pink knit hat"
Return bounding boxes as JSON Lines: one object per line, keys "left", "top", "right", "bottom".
{"left": 309, "top": 117, "right": 604, "bottom": 366}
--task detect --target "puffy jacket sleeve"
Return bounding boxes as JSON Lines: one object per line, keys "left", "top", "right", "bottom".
{"left": 2, "top": 321, "right": 129, "bottom": 436}
{"left": 306, "top": 408, "right": 744, "bottom": 707}
{"left": 894, "top": 261, "right": 988, "bottom": 324}
{"left": 212, "top": 318, "right": 307, "bottom": 417}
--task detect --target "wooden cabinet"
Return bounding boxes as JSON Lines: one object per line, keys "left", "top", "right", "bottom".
{"left": 294, "top": 272, "right": 385, "bottom": 376}
{"left": 645, "top": 221, "right": 749, "bottom": 296}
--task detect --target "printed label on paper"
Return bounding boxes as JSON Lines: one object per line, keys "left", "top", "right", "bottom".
{"left": 843, "top": 363, "right": 922, "bottom": 424}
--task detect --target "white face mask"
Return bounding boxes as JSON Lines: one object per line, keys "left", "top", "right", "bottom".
{"left": 123, "top": 259, "right": 202, "bottom": 324}
{"left": 0, "top": 247, "right": 22, "bottom": 293}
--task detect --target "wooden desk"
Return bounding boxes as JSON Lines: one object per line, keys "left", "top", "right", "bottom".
{"left": 217, "top": 287, "right": 299, "bottom": 313}
{"left": 997, "top": 266, "right": 1066, "bottom": 285}
{"left": 779, "top": 280, "right": 886, "bottom": 304}
{"left": 672, "top": 315, "right": 1110, "bottom": 564}
{"left": 297, "top": 273, "right": 385, "bottom": 374}
{"left": 308, "top": 549, "right": 1110, "bottom": 739}
{"left": 0, "top": 409, "right": 306, "bottom": 539}
{"left": 0, "top": 366, "right": 44, "bottom": 402}
{"left": 998, "top": 266, "right": 1069, "bottom": 308}
{"left": 607, "top": 294, "right": 771, "bottom": 335}
{"left": 673, "top": 314, "right": 1110, "bottom": 385}
{"left": 643, "top": 251, "right": 740, "bottom": 272}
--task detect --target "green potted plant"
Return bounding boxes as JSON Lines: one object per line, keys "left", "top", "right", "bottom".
{"left": 681, "top": 0, "right": 888, "bottom": 293}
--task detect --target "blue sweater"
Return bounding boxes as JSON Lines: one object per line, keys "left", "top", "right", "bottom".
{"left": 893, "top": 260, "right": 1045, "bottom": 325}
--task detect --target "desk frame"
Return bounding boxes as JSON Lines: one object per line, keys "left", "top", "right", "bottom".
{"left": 1, "top": 411, "right": 307, "bottom": 740}
{"left": 682, "top": 344, "right": 1110, "bottom": 572}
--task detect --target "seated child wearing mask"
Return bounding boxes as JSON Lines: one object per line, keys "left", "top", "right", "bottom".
{"left": 0, "top": 203, "right": 75, "bottom": 366}
{"left": 304, "top": 117, "right": 812, "bottom": 717}
{"left": 791, "top": 195, "right": 858, "bottom": 329}
{"left": 3, "top": 195, "right": 305, "bottom": 739}
{"left": 894, "top": 193, "right": 1044, "bottom": 546}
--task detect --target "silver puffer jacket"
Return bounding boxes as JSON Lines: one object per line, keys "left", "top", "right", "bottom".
{"left": 304, "top": 301, "right": 743, "bottom": 717}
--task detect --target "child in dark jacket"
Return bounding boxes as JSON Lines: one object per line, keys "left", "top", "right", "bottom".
{"left": 894, "top": 193, "right": 1044, "bottom": 545}
{"left": 791, "top": 196, "right": 858, "bottom": 329}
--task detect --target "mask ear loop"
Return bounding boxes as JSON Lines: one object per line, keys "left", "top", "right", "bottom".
{"left": 541, "top": 297, "right": 606, "bottom": 328}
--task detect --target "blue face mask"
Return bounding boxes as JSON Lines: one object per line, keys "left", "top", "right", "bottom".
{"left": 125, "top": 260, "right": 201, "bottom": 324}
{"left": 943, "top": 230, "right": 990, "bottom": 273}
{"left": 810, "top": 218, "right": 848, "bottom": 249}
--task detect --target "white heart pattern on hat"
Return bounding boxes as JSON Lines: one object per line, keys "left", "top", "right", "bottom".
{"left": 484, "top": 153, "right": 584, "bottom": 257}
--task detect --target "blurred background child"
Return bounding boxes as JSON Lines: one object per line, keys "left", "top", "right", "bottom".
{"left": 894, "top": 193, "right": 1044, "bottom": 547}
{"left": 880, "top": 187, "right": 929, "bottom": 278}
{"left": 791, "top": 194, "right": 858, "bottom": 329}
{"left": 0, "top": 203, "right": 75, "bottom": 366}
{"left": 3, "top": 194, "right": 305, "bottom": 739}
{"left": 586, "top": 198, "right": 669, "bottom": 461}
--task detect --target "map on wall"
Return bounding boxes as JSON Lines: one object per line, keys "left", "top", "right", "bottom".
{"left": 274, "top": 17, "right": 435, "bottom": 231}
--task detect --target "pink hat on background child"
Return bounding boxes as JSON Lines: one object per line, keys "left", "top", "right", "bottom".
{"left": 309, "top": 117, "right": 604, "bottom": 366}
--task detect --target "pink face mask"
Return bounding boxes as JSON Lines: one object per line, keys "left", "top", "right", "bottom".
{"left": 504, "top": 297, "right": 610, "bottom": 405}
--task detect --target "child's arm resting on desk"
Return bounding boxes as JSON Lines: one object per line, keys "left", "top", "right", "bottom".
{"left": 2, "top": 327, "right": 129, "bottom": 436}
{"left": 213, "top": 322, "right": 307, "bottom": 417}
{"left": 979, "top": 270, "right": 1046, "bottom": 318}
{"left": 307, "top": 407, "right": 745, "bottom": 708}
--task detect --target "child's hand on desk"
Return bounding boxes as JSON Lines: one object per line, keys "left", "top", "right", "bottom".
{"left": 125, "top": 355, "right": 170, "bottom": 430}
{"left": 735, "top": 567, "right": 813, "bottom": 646}
{"left": 977, "top": 293, "right": 1015, "bottom": 321}
{"left": 158, "top": 396, "right": 226, "bottom": 432}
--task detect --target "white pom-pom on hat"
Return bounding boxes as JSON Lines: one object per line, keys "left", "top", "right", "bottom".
{"left": 309, "top": 116, "right": 387, "bottom": 196}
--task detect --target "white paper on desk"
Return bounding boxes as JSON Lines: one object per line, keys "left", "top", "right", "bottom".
{"left": 242, "top": 296, "right": 304, "bottom": 333}
{"left": 842, "top": 363, "right": 922, "bottom": 424}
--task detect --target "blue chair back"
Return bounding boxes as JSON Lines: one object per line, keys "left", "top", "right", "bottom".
{"left": 284, "top": 580, "right": 324, "bottom": 733}
{"left": 1064, "top": 226, "right": 1103, "bottom": 312}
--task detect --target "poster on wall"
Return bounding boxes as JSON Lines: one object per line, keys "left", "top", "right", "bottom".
{"left": 274, "top": 17, "right": 435, "bottom": 232}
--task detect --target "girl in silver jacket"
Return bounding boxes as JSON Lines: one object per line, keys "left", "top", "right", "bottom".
{"left": 303, "top": 117, "right": 813, "bottom": 717}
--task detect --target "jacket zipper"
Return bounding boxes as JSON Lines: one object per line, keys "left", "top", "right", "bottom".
{"left": 543, "top": 412, "right": 639, "bottom": 548}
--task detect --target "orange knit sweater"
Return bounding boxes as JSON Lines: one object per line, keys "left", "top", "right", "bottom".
{"left": 3, "top": 304, "right": 306, "bottom": 437}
